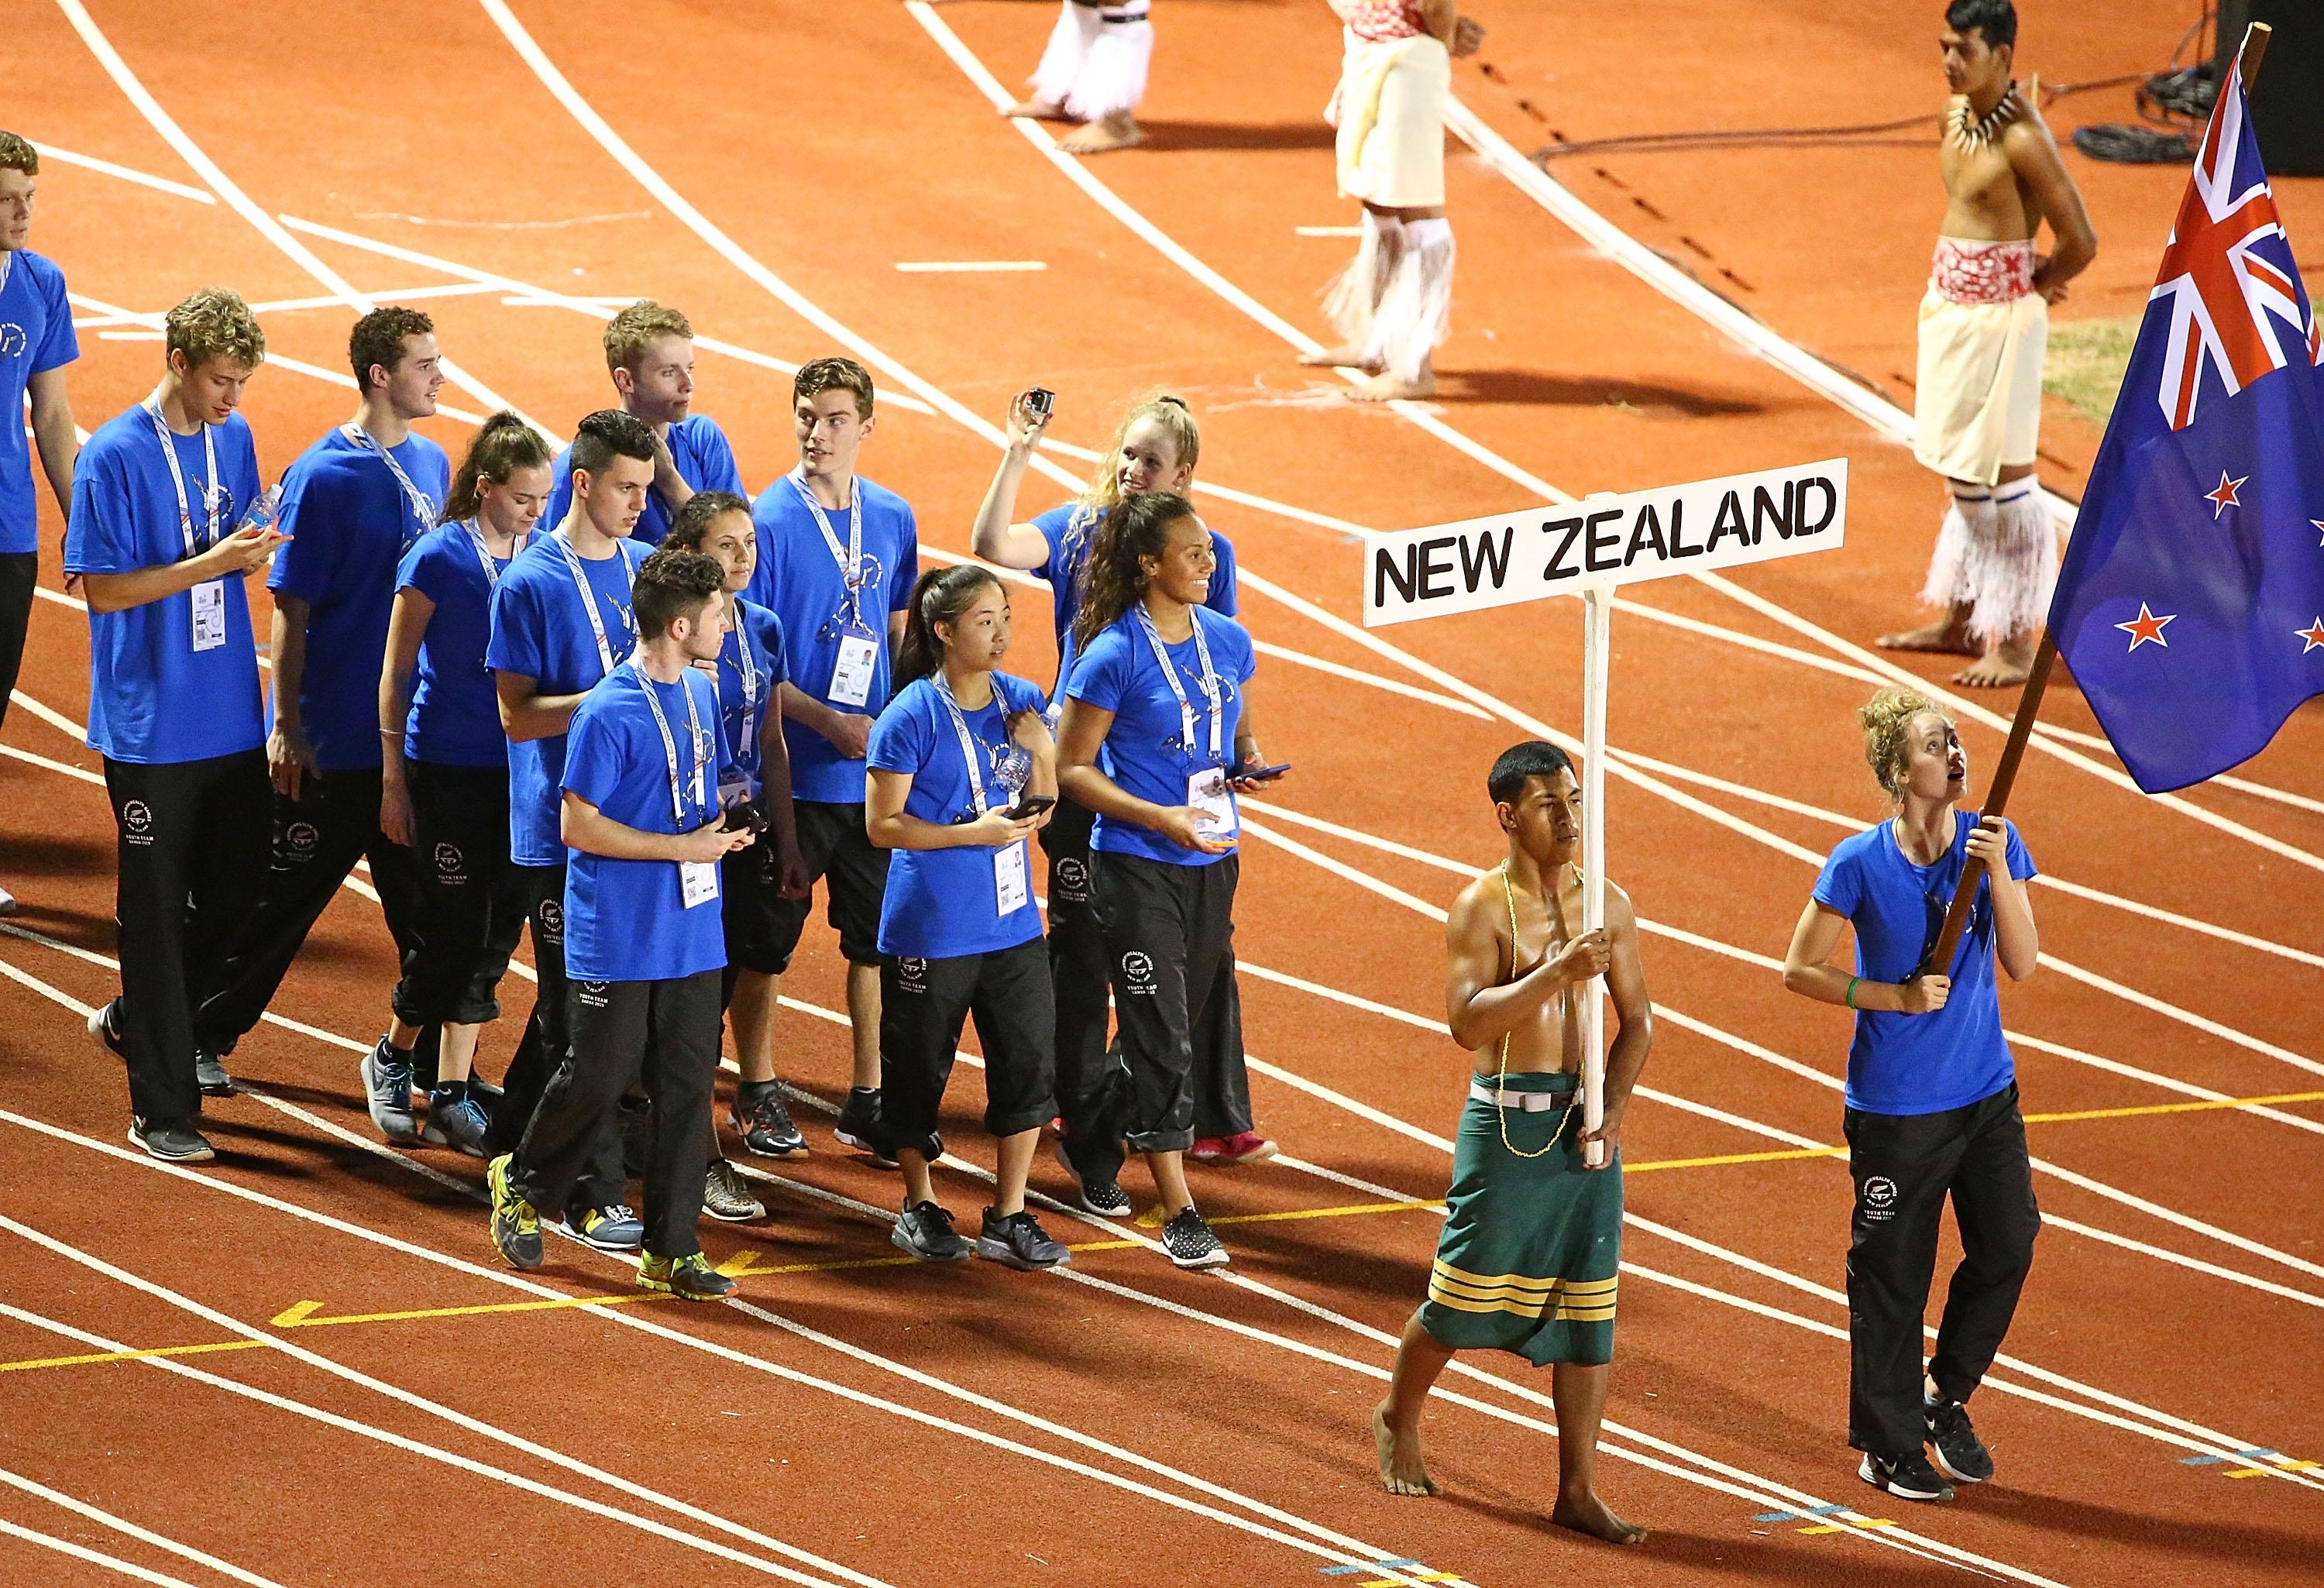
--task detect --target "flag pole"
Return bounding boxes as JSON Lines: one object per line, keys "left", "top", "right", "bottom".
{"left": 1919, "top": 21, "right": 2273, "bottom": 979}
{"left": 1579, "top": 583, "right": 1611, "bottom": 1168}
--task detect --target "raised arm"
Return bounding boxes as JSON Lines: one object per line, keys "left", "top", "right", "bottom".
{"left": 79, "top": 524, "right": 281, "bottom": 613}
{"left": 2008, "top": 109, "right": 2096, "bottom": 303}
{"left": 1443, "top": 876, "right": 1607, "bottom": 1053}
{"left": 1966, "top": 816, "right": 2039, "bottom": 981}
{"left": 1782, "top": 901, "right": 1951, "bottom": 1015}
{"left": 968, "top": 392, "right": 1055, "bottom": 572}
{"left": 1580, "top": 882, "right": 1653, "bottom": 1167}
{"left": 1055, "top": 696, "right": 1231, "bottom": 855}
{"left": 560, "top": 789, "right": 751, "bottom": 862}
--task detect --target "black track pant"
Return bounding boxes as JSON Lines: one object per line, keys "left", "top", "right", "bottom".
{"left": 514, "top": 969, "right": 723, "bottom": 1260}
{"left": 1092, "top": 850, "right": 1243, "bottom": 1156}
{"left": 484, "top": 862, "right": 621, "bottom": 1208}
{"left": 881, "top": 937, "right": 1059, "bottom": 1149}
{"left": 1040, "top": 797, "right": 1125, "bottom": 1181}
{"left": 1844, "top": 1083, "right": 2040, "bottom": 1457}
{"left": 102, "top": 751, "right": 270, "bottom": 1122}
{"left": 0, "top": 552, "right": 33, "bottom": 735}
{"left": 194, "top": 767, "right": 431, "bottom": 1062}
{"left": 391, "top": 761, "right": 527, "bottom": 1029}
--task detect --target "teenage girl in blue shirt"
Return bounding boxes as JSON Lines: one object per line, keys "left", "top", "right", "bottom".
{"left": 1783, "top": 686, "right": 2040, "bottom": 1505}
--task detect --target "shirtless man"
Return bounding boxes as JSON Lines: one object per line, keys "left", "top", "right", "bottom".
{"left": 1878, "top": 0, "right": 2095, "bottom": 688}
{"left": 1300, "top": 1, "right": 1484, "bottom": 400}
{"left": 1371, "top": 740, "right": 1650, "bottom": 1545}
{"left": 995, "top": 0, "right": 1157, "bottom": 156}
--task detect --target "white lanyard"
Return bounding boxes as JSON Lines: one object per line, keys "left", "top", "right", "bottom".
{"left": 550, "top": 529, "right": 635, "bottom": 677}
{"left": 788, "top": 467, "right": 870, "bottom": 634}
{"left": 632, "top": 662, "right": 710, "bottom": 830}
{"left": 933, "top": 674, "right": 1000, "bottom": 816}
{"left": 1133, "top": 602, "right": 1224, "bottom": 765}
{"left": 729, "top": 600, "right": 765, "bottom": 760}
{"left": 459, "top": 518, "right": 510, "bottom": 590}
{"left": 342, "top": 423, "right": 440, "bottom": 548}
{"left": 0, "top": 253, "right": 12, "bottom": 297}
{"left": 143, "top": 395, "right": 221, "bottom": 561}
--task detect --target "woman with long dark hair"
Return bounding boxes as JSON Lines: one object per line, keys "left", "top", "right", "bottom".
{"left": 864, "top": 564, "right": 1071, "bottom": 1269}
{"left": 1054, "top": 493, "right": 1284, "bottom": 1269}
{"left": 377, "top": 411, "right": 550, "bottom": 1153}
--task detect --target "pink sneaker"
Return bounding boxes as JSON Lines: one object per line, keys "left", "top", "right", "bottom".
{"left": 1188, "top": 1130, "right": 1277, "bottom": 1165}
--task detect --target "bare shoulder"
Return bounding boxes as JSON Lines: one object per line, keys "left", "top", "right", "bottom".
{"left": 2000, "top": 106, "right": 2067, "bottom": 170}
{"left": 1446, "top": 871, "right": 1499, "bottom": 939}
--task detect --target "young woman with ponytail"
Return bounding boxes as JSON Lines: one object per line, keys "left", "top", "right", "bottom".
{"left": 863, "top": 564, "right": 1071, "bottom": 1270}
{"left": 968, "top": 390, "right": 1271, "bottom": 1219}
{"left": 1054, "top": 493, "right": 1283, "bottom": 1270}
{"left": 376, "top": 411, "right": 551, "bottom": 1154}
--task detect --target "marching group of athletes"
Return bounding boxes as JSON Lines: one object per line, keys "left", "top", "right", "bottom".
{"left": 0, "top": 0, "right": 2082, "bottom": 1538}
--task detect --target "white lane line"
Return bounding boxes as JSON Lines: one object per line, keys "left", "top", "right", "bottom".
{"left": 0, "top": 1466, "right": 290, "bottom": 1588}
{"left": 30, "top": 140, "right": 217, "bottom": 204}
{"left": 1293, "top": 225, "right": 1364, "bottom": 238}
{"left": 52, "top": 0, "right": 548, "bottom": 443}
{"left": 0, "top": 741, "right": 104, "bottom": 786}
{"left": 893, "top": 260, "right": 1047, "bottom": 272}
{"left": 906, "top": 0, "right": 2324, "bottom": 882}
{"left": 0, "top": 1301, "right": 861, "bottom": 1588}
{"left": 0, "top": 1512, "right": 206, "bottom": 1588}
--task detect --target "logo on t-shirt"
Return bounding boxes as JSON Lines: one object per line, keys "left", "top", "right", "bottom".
{"left": 120, "top": 800, "right": 155, "bottom": 845}
{"left": 1121, "top": 950, "right": 1156, "bottom": 995}
{"left": 1861, "top": 1176, "right": 1899, "bottom": 1222}
{"left": 0, "top": 325, "right": 25, "bottom": 359}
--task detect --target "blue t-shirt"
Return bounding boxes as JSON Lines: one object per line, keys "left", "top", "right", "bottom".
{"left": 396, "top": 523, "right": 520, "bottom": 768}
{"left": 712, "top": 596, "right": 788, "bottom": 795}
{"left": 486, "top": 533, "right": 646, "bottom": 866}
{"left": 744, "top": 473, "right": 919, "bottom": 805}
{"left": 268, "top": 426, "right": 451, "bottom": 772}
{"left": 1812, "top": 811, "right": 2038, "bottom": 1116}
{"left": 0, "top": 250, "right": 78, "bottom": 555}
{"left": 1064, "top": 606, "right": 1255, "bottom": 868}
{"left": 561, "top": 663, "right": 731, "bottom": 981}
{"left": 1031, "top": 503, "right": 1239, "bottom": 687}
{"left": 64, "top": 405, "right": 264, "bottom": 765}
{"left": 868, "top": 671, "right": 1049, "bottom": 959}
{"left": 544, "top": 413, "right": 744, "bottom": 548}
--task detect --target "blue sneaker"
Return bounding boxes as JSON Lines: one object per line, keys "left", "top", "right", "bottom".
{"left": 360, "top": 1038, "right": 419, "bottom": 1145}
{"left": 569, "top": 1203, "right": 644, "bottom": 1252}
{"left": 422, "top": 1088, "right": 490, "bottom": 1157}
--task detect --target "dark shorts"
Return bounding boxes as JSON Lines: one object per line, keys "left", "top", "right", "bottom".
{"left": 765, "top": 799, "right": 889, "bottom": 970}
{"left": 721, "top": 834, "right": 789, "bottom": 976}
{"left": 880, "top": 937, "right": 1058, "bottom": 1144}
{"left": 1416, "top": 1072, "right": 1622, "bottom": 1368}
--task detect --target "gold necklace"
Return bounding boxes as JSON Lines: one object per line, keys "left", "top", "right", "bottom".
{"left": 1493, "top": 861, "right": 1582, "bottom": 1160}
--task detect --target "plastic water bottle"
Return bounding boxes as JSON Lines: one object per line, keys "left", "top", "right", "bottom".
{"left": 237, "top": 483, "right": 284, "bottom": 535}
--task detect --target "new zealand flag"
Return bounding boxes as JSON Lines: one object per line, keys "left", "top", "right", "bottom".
{"left": 2048, "top": 61, "right": 2324, "bottom": 792}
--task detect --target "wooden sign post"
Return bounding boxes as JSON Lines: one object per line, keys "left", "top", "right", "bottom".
{"left": 1363, "top": 457, "right": 1852, "bottom": 1163}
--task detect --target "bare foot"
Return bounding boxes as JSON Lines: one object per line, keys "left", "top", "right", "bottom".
{"left": 1350, "top": 370, "right": 1435, "bottom": 402}
{"left": 1875, "top": 620, "right": 1978, "bottom": 657}
{"left": 1060, "top": 114, "right": 1144, "bottom": 154}
{"left": 1552, "top": 1490, "right": 1647, "bottom": 1545}
{"left": 1953, "top": 636, "right": 2033, "bottom": 688}
{"left": 1003, "top": 98, "right": 1068, "bottom": 121}
{"left": 1298, "top": 345, "right": 1384, "bottom": 373}
{"left": 1373, "top": 1401, "right": 1438, "bottom": 1497}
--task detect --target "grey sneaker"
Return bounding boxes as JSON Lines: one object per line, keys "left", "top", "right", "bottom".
{"left": 1160, "top": 1206, "right": 1229, "bottom": 1270}
{"left": 569, "top": 1203, "right": 644, "bottom": 1252}
{"left": 129, "top": 1116, "right": 214, "bottom": 1163}
{"left": 359, "top": 1038, "right": 419, "bottom": 1144}
{"left": 195, "top": 1051, "right": 234, "bottom": 1097}
{"left": 421, "top": 1088, "right": 490, "bottom": 1157}
{"left": 892, "top": 1201, "right": 971, "bottom": 1262}
{"left": 703, "top": 1160, "right": 765, "bottom": 1222}
{"left": 977, "top": 1208, "right": 1071, "bottom": 1270}
{"left": 487, "top": 1153, "right": 542, "bottom": 1270}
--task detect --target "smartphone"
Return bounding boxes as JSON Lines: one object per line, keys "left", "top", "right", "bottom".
{"left": 1003, "top": 794, "right": 1057, "bottom": 821}
{"left": 1232, "top": 761, "right": 1291, "bottom": 782}
{"left": 1024, "top": 387, "right": 1055, "bottom": 418}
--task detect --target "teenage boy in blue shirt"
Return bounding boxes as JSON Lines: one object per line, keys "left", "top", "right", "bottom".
{"left": 543, "top": 301, "right": 744, "bottom": 548}
{"left": 0, "top": 132, "right": 82, "bottom": 918}
{"left": 1784, "top": 687, "right": 2041, "bottom": 1505}
{"left": 70, "top": 289, "right": 285, "bottom": 1163}
{"left": 194, "top": 308, "right": 450, "bottom": 1110}
{"left": 480, "top": 409, "right": 658, "bottom": 1252}
{"left": 490, "top": 548, "right": 755, "bottom": 1301}
{"left": 747, "top": 356, "right": 917, "bottom": 1160}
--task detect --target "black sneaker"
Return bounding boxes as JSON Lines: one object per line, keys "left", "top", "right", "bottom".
{"left": 1925, "top": 1394, "right": 1994, "bottom": 1484}
{"left": 978, "top": 1208, "right": 1071, "bottom": 1270}
{"left": 195, "top": 1050, "right": 234, "bottom": 1097}
{"left": 1160, "top": 1207, "right": 1229, "bottom": 1270}
{"left": 86, "top": 998, "right": 128, "bottom": 1060}
{"left": 732, "top": 1090, "right": 808, "bottom": 1157}
{"left": 1051, "top": 1139, "right": 1131, "bottom": 1218}
{"left": 1858, "top": 1449, "right": 1954, "bottom": 1503}
{"left": 892, "top": 1201, "right": 972, "bottom": 1262}
{"left": 835, "top": 1087, "right": 896, "bottom": 1167}
{"left": 128, "top": 1116, "right": 214, "bottom": 1163}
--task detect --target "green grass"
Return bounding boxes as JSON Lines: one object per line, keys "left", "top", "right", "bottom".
{"left": 2044, "top": 315, "right": 2140, "bottom": 427}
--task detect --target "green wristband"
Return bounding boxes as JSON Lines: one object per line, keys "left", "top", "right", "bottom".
{"left": 1845, "top": 975, "right": 1861, "bottom": 1009}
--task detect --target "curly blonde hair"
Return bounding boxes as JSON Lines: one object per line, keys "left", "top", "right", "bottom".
{"left": 1859, "top": 686, "right": 1951, "bottom": 799}
{"left": 164, "top": 288, "right": 266, "bottom": 372}
{"left": 1077, "top": 394, "right": 1200, "bottom": 520}
{"left": 603, "top": 299, "right": 693, "bottom": 374}
{"left": 0, "top": 132, "right": 38, "bottom": 177}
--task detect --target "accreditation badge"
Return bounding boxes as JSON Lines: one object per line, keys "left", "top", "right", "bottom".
{"left": 829, "top": 633, "right": 878, "bottom": 709}
{"left": 995, "top": 840, "right": 1030, "bottom": 916}
{"left": 1186, "top": 767, "right": 1236, "bottom": 840}
{"left": 190, "top": 579, "right": 228, "bottom": 652}
{"left": 679, "top": 859, "right": 720, "bottom": 909}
